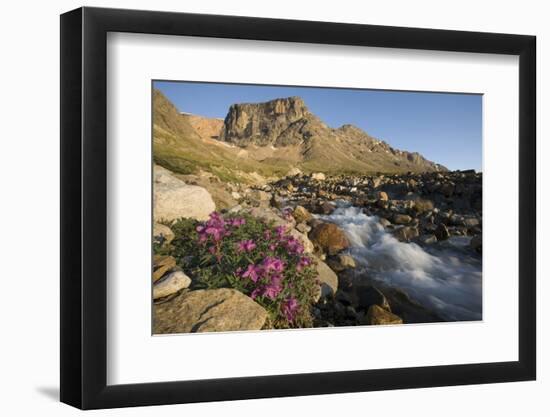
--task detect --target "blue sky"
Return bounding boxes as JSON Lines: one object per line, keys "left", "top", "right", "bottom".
{"left": 154, "top": 81, "right": 482, "bottom": 171}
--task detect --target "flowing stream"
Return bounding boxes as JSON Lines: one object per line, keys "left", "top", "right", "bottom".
{"left": 319, "top": 204, "right": 482, "bottom": 321}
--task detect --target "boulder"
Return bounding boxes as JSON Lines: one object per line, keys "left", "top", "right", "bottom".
{"left": 153, "top": 270, "right": 191, "bottom": 299}
{"left": 153, "top": 223, "right": 175, "bottom": 246}
{"left": 296, "top": 222, "right": 311, "bottom": 234}
{"left": 293, "top": 205, "right": 312, "bottom": 224}
{"left": 412, "top": 199, "right": 434, "bottom": 214}
{"left": 377, "top": 191, "right": 389, "bottom": 201}
{"left": 393, "top": 214, "right": 412, "bottom": 225}
{"left": 319, "top": 201, "right": 336, "bottom": 215}
{"left": 417, "top": 234, "right": 437, "bottom": 245}
{"left": 154, "top": 289, "right": 267, "bottom": 334}
{"left": 247, "top": 189, "right": 271, "bottom": 205}
{"left": 326, "top": 254, "right": 356, "bottom": 272}
{"left": 153, "top": 255, "right": 176, "bottom": 283}
{"left": 378, "top": 217, "right": 392, "bottom": 228}
{"left": 314, "top": 259, "right": 339, "bottom": 300}
{"left": 393, "top": 226, "right": 419, "bottom": 242}
{"left": 352, "top": 285, "right": 391, "bottom": 311}
{"left": 154, "top": 165, "right": 215, "bottom": 222}
{"left": 363, "top": 305, "right": 403, "bottom": 325}
{"left": 309, "top": 222, "right": 350, "bottom": 255}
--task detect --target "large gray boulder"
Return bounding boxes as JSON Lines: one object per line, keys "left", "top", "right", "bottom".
{"left": 153, "top": 165, "right": 215, "bottom": 222}
{"left": 153, "top": 289, "right": 268, "bottom": 334}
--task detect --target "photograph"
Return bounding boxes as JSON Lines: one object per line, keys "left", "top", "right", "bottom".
{"left": 151, "top": 81, "right": 483, "bottom": 334}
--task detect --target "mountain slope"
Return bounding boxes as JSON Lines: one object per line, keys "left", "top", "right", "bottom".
{"left": 152, "top": 89, "right": 447, "bottom": 181}
{"left": 219, "top": 96, "right": 446, "bottom": 173}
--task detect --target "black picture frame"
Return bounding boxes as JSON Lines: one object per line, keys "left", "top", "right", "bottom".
{"left": 60, "top": 6, "right": 536, "bottom": 410}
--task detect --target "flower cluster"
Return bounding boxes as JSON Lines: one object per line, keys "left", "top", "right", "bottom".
{"left": 196, "top": 212, "right": 246, "bottom": 259}
{"left": 161, "top": 211, "right": 319, "bottom": 328}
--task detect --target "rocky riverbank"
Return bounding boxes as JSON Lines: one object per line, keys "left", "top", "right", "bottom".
{"left": 153, "top": 165, "right": 482, "bottom": 333}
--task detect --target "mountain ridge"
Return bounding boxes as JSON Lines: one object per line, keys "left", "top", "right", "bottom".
{"left": 152, "top": 89, "right": 447, "bottom": 180}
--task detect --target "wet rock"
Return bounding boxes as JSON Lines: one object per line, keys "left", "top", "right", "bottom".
{"left": 335, "top": 290, "right": 353, "bottom": 306}
{"left": 319, "top": 201, "right": 336, "bottom": 215}
{"left": 383, "top": 287, "right": 444, "bottom": 323}
{"left": 470, "top": 234, "right": 482, "bottom": 253}
{"left": 434, "top": 223, "right": 450, "bottom": 241}
{"left": 309, "top": 222, "right": 350, "bottom": 255}
{"left": 393, "top": 214, "right": 412, "bottom": 225}
{"left": 417, "top": 234, "right": 437, "bottom": 245}
{"left": 378, "top": 217, "right": 392, "bottom": 228}
{"left": 326, "top": 254, "right": 356, "bottom": 272}
{"left": 352, "top": 285, "right": 391, "bottom": 311}
{"left": 363, "top": 305, "right": 403, "bottom": 325}
{"left": 154, "top": 289, "right": 267, "bottom": 334}
{"left": 393, "top": 226, "right": 419, "bottom": 242}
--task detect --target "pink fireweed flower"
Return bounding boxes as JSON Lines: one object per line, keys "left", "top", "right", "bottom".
{"left": 282, "top": 297, "right": 299, "bottom": 322}
{"left": 268, "top": 243, "right": 277, "bottom": 251}
{"left": 237, "top": 239, "right": 257, "bottom": 252}
{"left": 284, "top": 236, "right": 304, "bottom": 254}
{"left": 262, "top": 282, "right": 283, "bottom": 300}
{"left": 251, "top": 274, "right": 284, "bottom": 300}
{"left": 250, "top": 287, "right": 262, "bottom": 300}
{"left": 263, "top": 229, "right": 272, "bottom": 240}
{"left": 262, "top": 256, "right": 285, "bottom": 273}
{"left": 296, "top": 256, "right": 312, "bottom": 271}
{"left": 275, "top": 225, "right": 287, "bottom": 239}
{"left": 241, "top": 264, "right": 262, "bottom": 283}
{"left": 205, "top": 226, "right": 224, "bottom": 242}
{"left": 229, "top": 217, "right": 246, "bottom": 227}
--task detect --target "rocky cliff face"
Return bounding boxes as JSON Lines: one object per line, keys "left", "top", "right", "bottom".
{"left": 219, "top": 97, "right": 317, "bottom": 147}
{"left": 181, "top": 113, "right": 224, "bottom": 141}
{"left": 218, "top": 96, "right": 446, "bottom": 173}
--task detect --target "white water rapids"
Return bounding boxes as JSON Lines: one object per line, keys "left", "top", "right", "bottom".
{"left": 319, "top": 205, "right": 482, "bottom": 322}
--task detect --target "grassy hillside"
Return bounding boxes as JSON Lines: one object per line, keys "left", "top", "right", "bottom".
{"left": 152, "top": 89, "right": 446, "bottom": 182}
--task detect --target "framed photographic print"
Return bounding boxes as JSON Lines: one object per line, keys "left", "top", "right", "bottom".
{"left": 60, "top": 6, "right": 536, "bottom": 409}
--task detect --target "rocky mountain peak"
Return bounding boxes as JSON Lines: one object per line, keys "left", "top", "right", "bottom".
{"left": 219, "top": 96, "right": 314, "bottom": 147}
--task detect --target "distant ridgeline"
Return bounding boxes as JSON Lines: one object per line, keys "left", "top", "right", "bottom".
{"left": 152, "top": 89, "right": 447, "bottom": 180}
